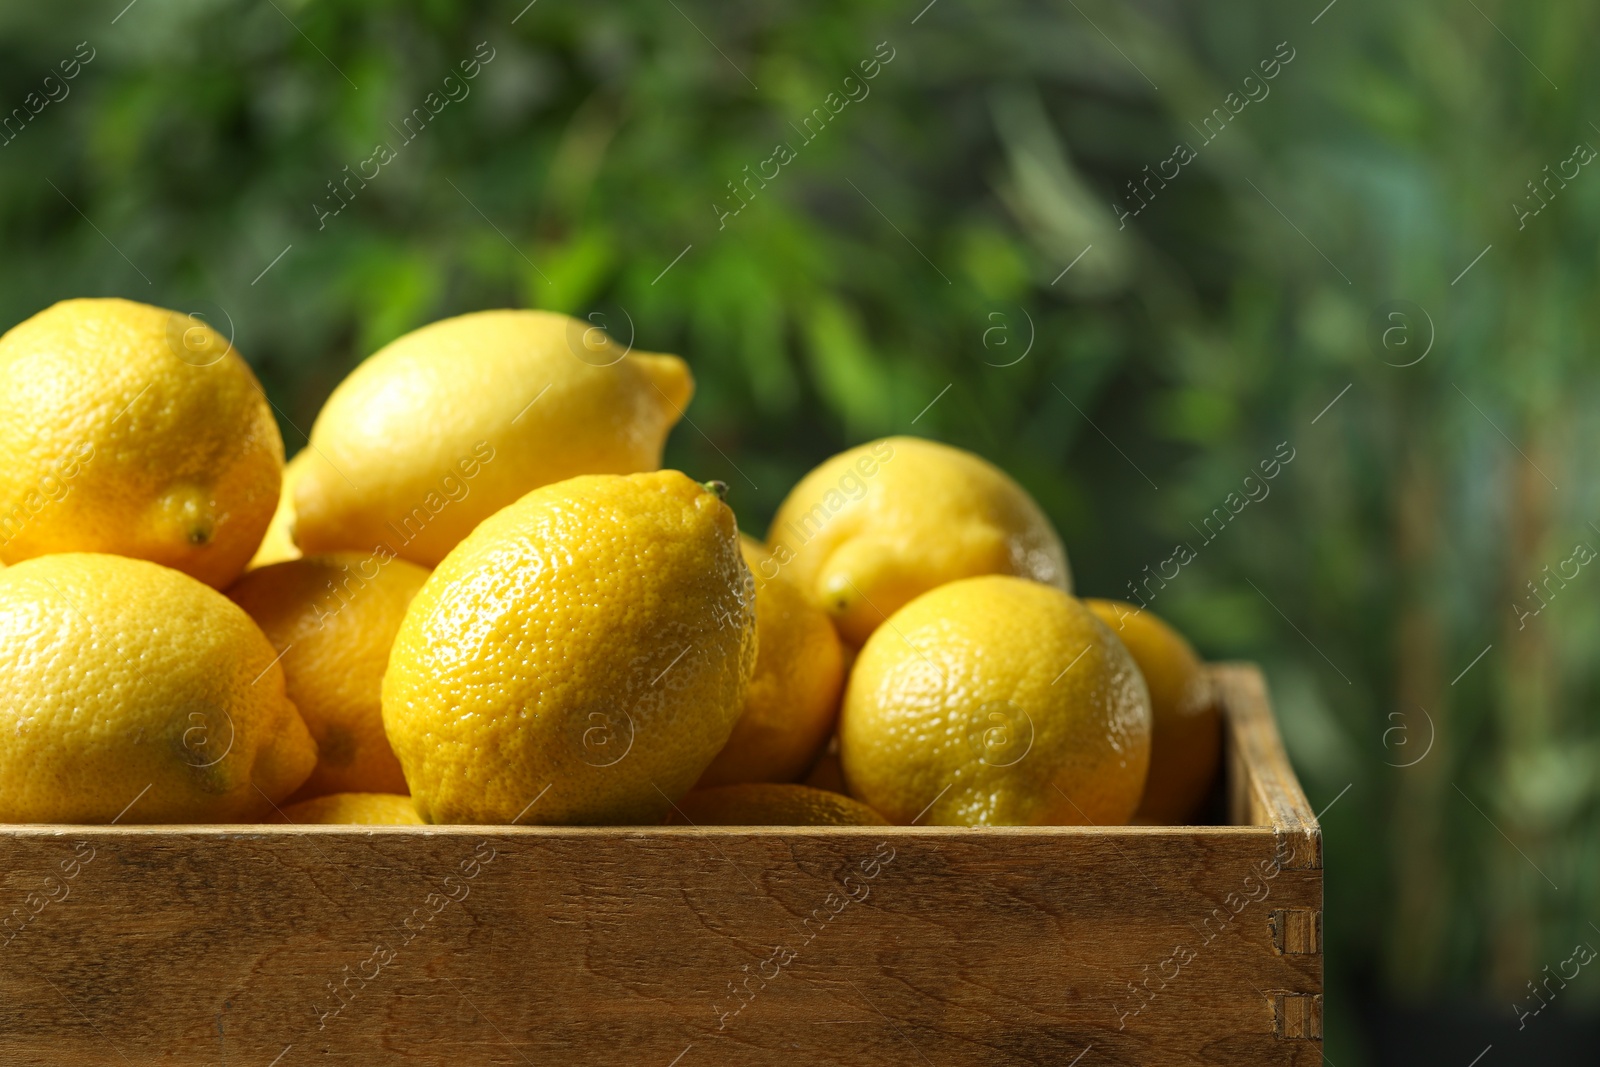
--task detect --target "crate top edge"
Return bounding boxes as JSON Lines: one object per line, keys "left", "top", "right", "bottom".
{"left": 0, "top": 822, "right": 1281, "bottom": 840}
{"left": 1209, "top": 661, "right": 1321, "bottom": 869}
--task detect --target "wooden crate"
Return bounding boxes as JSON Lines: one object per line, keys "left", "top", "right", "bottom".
{"left": 0, "top": 663, "right": 1320, "bottom": 1065}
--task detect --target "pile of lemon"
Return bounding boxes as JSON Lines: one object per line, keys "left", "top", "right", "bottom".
{"left": 0, "top": 298, "right": 1219, "bottom": 828}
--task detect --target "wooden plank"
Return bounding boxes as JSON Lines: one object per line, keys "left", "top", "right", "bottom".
{"left": 1215, "top": 664, "right": 1322, "bottom": 869}
{"left": 1269, "top": 993, "right": 1324, "bottom": 1040}
{"left": 1269, "top": 909, "right": 1322, "bottom": 955}
{"left": 0, "top": 662, "right": 1321, "bottom": 1065}
{"left": 0, "top": 825, "right": 1318, "bottom": 1066}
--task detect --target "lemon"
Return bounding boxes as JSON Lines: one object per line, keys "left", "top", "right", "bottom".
{"left": 294, "top": 309, "right": 693, "bottom": 568}
{"left": 767, "top": 436, "right": 1069, "bottom": 646}
{"left": 697, "top": 536, "right": 844, "bottom": 787}
{"left": 0, "top": 298, "right": 283, "bottom": 588}
{"left": 0, "top": 553, "right": 315, "bottom": 823}
{"left": 1086, "top": 600, "right": 1219, "bottom": 823}
{"left": 247, "top": 450, "right": 311, "bottom": 570}
{"left": 665, "top": 783, "right": 887, "bottom": 826}
{"left": 840, "top": 576, "right": 1150, "bottom": 826}
{"left": 279, "top": 792, "right": 423, "bottom": 826}
{"left": 229, "top": 551, "right": 429, "bottom": 799}
{"left": 383, "top": 471, "right": 756, "bottom": 825}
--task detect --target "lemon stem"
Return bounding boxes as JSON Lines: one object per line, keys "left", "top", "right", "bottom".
{"left": 702, "top": 480, "right": 729, "bottom": 501}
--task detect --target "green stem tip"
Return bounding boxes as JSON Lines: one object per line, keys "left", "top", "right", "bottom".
{"left": 702, "top": 479, "right": 729, "bottom": 501}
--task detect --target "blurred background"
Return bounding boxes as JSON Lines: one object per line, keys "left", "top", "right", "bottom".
{"left": 1, "top": 0, "right": 1596, "bottom": 1060}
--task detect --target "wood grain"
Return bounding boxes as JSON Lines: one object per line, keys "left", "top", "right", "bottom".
{"left": 0, "top": 664, "right": 1320, "bottom": 1066}
{"left": 1217, "top": 664, "right": 1322, "bottom": 869}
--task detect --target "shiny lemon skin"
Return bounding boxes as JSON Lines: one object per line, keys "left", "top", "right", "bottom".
{"left": 229, "top": 551, "right": 430, "bottom": 799}
{"left": 248, "top": 450, "right": 311, "bottom": 571}
{"left": 0, "top": 298, "right": 283, "bottom": 588}
{"left": 697, "top": 536, "right": 844, "bottom": 787}
{"left": 666, "top": 783, "right": 887, "bottom": 826}
{"left": 278, "top": 792, "right": 423, "bottom": 826}
{"left": 294, "top": 309, "right": 693, "bottom": 568}
{"left": 768, "top": 436, "right": 1069, "bottom": 646}
{"left": 1086, "top": 599, "right": 1219, "bottom": 823}
{"left": 840, "top": 576, "right": 1150, "bottom": 826}
{"left": 382, "top": 471, "right": 756, "bottom": 825}
{"left": 0, "top": 553, "right": 315, "bottom": 823}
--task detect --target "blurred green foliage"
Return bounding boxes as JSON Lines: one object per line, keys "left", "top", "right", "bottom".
{"left": 3, "top": 0, "right": 1598, "bottom": 1058}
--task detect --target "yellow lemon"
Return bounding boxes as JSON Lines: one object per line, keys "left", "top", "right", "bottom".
{"left": 840, "top": 576, "right": 1150, "bottom": 826}
{"left": 1086, "top": 600, "right": 1219, "bottom": 823}
{"left": 278, "top": 792, "right": 423, "bottom": 826}
{"left": 383, "top": 471, "right": 757, "bottom": 825}
{"left": 767, "top": 437, "right": 1069, "bottom": 646}
{"left": 294, "top": 309, "right": 693, "bottom": 567}
{"left": 665, "top": 783, "right": 887, "bottom": 826}
{"left": 229, "top": 551, "right": 430, "bottom": 799}
{"left": 248, "top": 450, "right": 312, "bottom": 570}
{"left": 0, "top": 298, "right": 283, "bottom": 588}
{"left": 697, "top": 536, "right": 844, "bottom": 787}
{"left": 0, "top": 553, "right": 315, "bottom": 823}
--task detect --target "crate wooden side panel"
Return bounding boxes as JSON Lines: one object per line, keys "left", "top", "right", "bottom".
{"left": 0, "top": 826, "right": 1317, "bottom": 1065}
{"left": 1215, "top": 664, "right": 1321, "bottom": 869}
{"left": 0, "top": 665, "right": 1320, "bottom": 1066}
